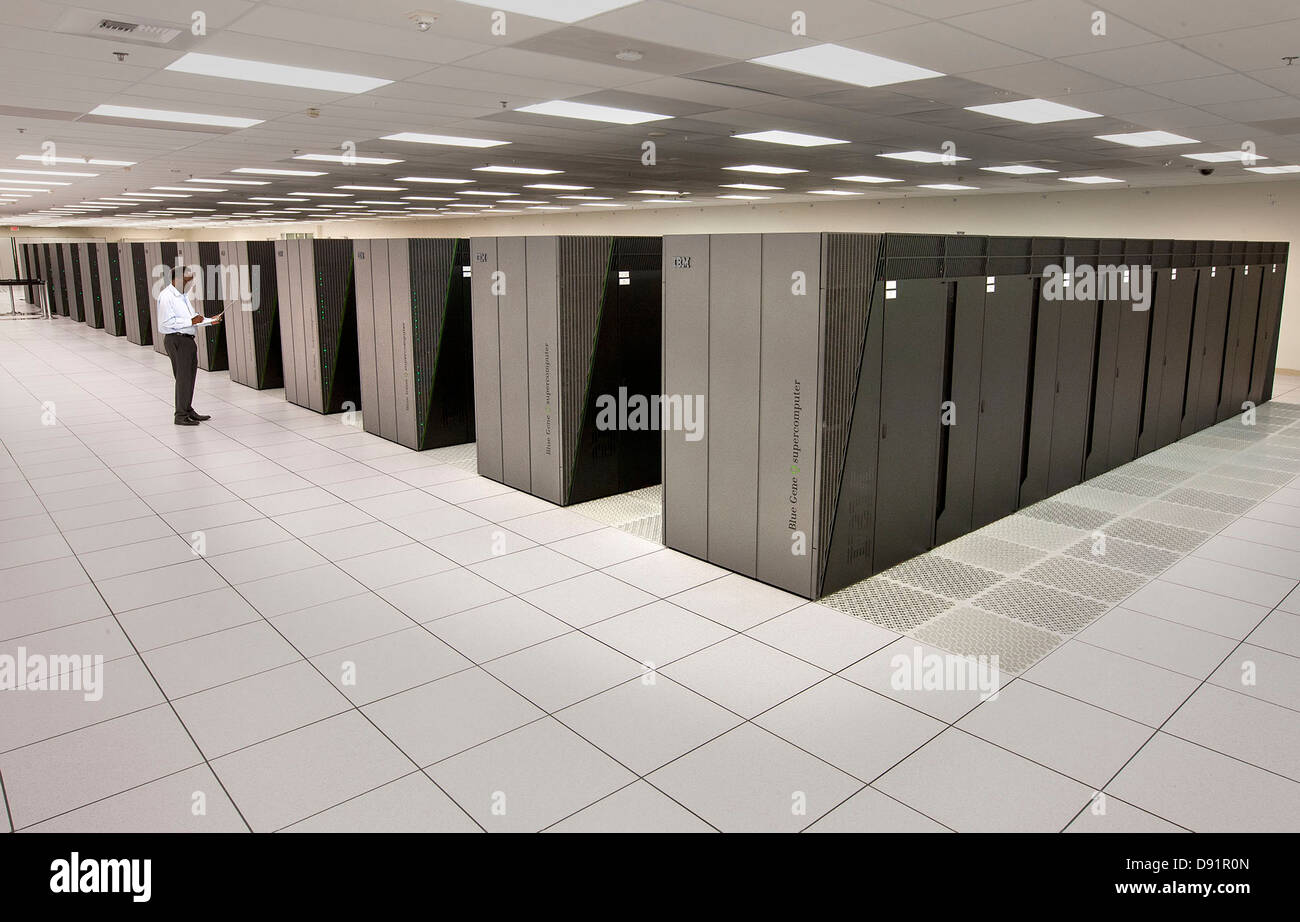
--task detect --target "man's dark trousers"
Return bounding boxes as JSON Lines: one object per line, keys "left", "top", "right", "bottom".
{"left": 164, "top": 332, "right": 198, "bottom": 421}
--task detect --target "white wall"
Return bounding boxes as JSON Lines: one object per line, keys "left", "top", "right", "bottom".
{"left": 22, "top": 179, "right": 1300, "bottom": 366}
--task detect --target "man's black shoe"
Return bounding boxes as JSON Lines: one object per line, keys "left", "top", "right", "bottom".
{"left": 188, "top": 412, "right": 212, "bottom": 421}
{"left": 174, "top": 417, "right": 200, "bottom": 426}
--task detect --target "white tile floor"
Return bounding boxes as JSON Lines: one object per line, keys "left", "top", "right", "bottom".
{"left": 1, "top": 316, "right": 1299, "bottom": 832}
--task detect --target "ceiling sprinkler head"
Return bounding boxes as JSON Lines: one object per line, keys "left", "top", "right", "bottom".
{"left": 306, "top": 107, "right": 320, "bottom": 118}
{"left": 113, "top": 51, "right": 128, "bottom": 61}
{"left": 1284, "top": 56, "right": 1298, "bottom": 66}
{"left": 616, "top": 49, "right": 644, "bottom": 62}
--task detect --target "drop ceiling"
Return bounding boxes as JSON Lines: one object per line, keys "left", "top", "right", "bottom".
{"left": 1, "top": 0, "right": 1298, "bottom": 228}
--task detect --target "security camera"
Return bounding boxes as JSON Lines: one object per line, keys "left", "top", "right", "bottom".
{"left": 1199, "top": 167, "right": 1215, "bottom": 176}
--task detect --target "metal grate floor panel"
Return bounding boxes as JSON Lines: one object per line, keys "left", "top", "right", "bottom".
{"left": 972, "top": 579, "right": 1110, "bottom": 635}
{"left": 882, "top": 554, "right": 1004, "bottom": 601}
{"left": 913, "top": 606, "right": 1065, "bottom": 675}
{"left": 819, "top": 577, "right": 953, "bottom": 633}
{"left": 932, "top": 534, "right": 1046, "bottom": 574}
{"left": 1063, "top": 534, "right": 1182, "bottom": 576}
{"left": 1023, "top": 555, "right": 1148, "bottom": 604}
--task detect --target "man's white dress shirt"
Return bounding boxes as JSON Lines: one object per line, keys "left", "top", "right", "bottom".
{"left": 158, "top": 283, "right": 197, "bottom": 335}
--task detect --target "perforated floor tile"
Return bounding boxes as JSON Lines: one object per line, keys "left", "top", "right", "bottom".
{"left": 1020, "top": 499, "right": 1115, "bottom": 530}
{"left": 1023, "top": 556, "right": 1148, "bottom": 604}
{"left": 1122, "top": 462, "right": 1192, "bottom": 485}
{"left": 1211, "top": 464, "right": 1294, "bottom": 487}
{"left": 423, "top": 443, "right": 478, "bottom": 471}
{"left": 569, "top": 486, "right": 664, "bottom": 542}
{"left": 1088, "top": 473, "right": 1171, "bottom": 497}
{"left": 972, "top": 579, "right": 1110, "bottom": 635}
{"left": 980, "top": 516, "right": 1087, "bottom": 552}
{"left": 1063, "top": 535, "right": 1182, "bottom": 577}
{"left": 931, "top": 534, "right": 1046, "bottom": 575}
{"left": 1185, "top": 474, "right": 1277, "bottom": 500}
{"left": 1162, "top": 487, "right": 1257, "bottom": 515}
{"left": 1134, "top": 500, "right": 1235, "bottom": 532}
{"left": 882, "top": 555, "right": 1003, "bottom": 601}
{"left": 1056, "top": 485, "right": 1147, "bottom": 515}
{"left": 913, "top": 606, "right": 1064, "bottom": 676}
{"left": 818, "top": 578, "right": 953, "bottom": 634}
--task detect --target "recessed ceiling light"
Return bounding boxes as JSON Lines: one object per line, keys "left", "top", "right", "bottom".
{"left": 808, "top": 189, "right": 863, "bottom": 195}
{"left": 89, "top": 104, "right": 262, "bottom": 129}
{"left": 1059, "top": 175, "right": 1123, "bottom": 184}
{"left": 166, "top": 53, "right": 391, "bottom": 93}
{"left": 445, "top": 203, "right": 482, "bottom": 208}
{"left": 517, "top": 100, "right": 670, "bottom": 124}
{"left": 16, "top": 155, "right": 135, "bottom": 166}
{"left": 720, "top": 183, "right": 782, "bottom": 190}
{"left": 642, "top": 199, "right": 685, "bottom": 204}
{"left": 965, "top": 98, "right": 1102, "bottom": 124}
{"left": 1095, "top": 130, "right": 1199, "bottom": 147}
{"left": 581, "top": 202, "right": 624, "bottom": 207}
{"left": 512, "top": 199, "right": 549, "bottom": 204}
{"left": 723, "top": 164, "right": 807, "bottom": 175}
{"left": 288, "top": 192, "right": 352, "bottom": 197}
{"left": 527, "top": 206, "right": 569, "bottom": 211}
{"left": 0, "top": 192, "right": 32, "bottom": 197}
{"left": 456, "top": 0, "right": 640, "bottom": 22}
{"left": 557, "top": 195, "right": 610, "bottom": 200}
{"left": 294, "top": 153, "right": 403, "bottom": 165}
{"left": 832, "top": 174, "right": 902, "bottom": 184}
{"left": 0, "top": 178, "right": 71, "bottom": 185}
{"left": 233, "top": 167, "right": 326, "bottom": 177}
{"left": 355, "top": 200, "right": 406, "bottom": 205}
{"left": 458, "top": 190, "right": 518, "bottom": 196}
{"left": 980, "top": 164, "right": 1057, "bottom": 175}
{"left": 397, "top": 176, "right": 474, "bottom": 184}
{"left": 630, "top": 189, "right": 682, "bottom": 195}
{"left": 0, "top": 168, "right": 97, "bottom": 177}
{"left": 336, "top": 184, "right": 406, "bottom": 191}
{"left": 1182, "top": 151, "right": 1269, "bottom": 163}
{"left": 402, "top": 196, "right": 455, "bottom": 201}
{"left": 1245, "top": 165, "right": 1300, "bottom": 174}
{"left": 114, "top": 197, "right": 163, "bottom": 202}
{"left": 382, "top": 132, "right": 509, "bottom": 148}
{"left": 248, "top": 196, "right": 299, "bottom": 202}
{"left": 123, "top": 191, "right": 190, "bottom": 198}
{"left": 190, "top": 177, "right": 268, "bottom": 185}
{"left": 749, "top": 43, "right": 943, "bottom": 88}
{"left": 526, "top": 183, "right": 592, "bottom": 190}
{"left": 473, "top": 165, "right": 563, "bottom": 175}
{"left": 718, "top": 194, "right": 769, "bottom": 200}
{"left": 878, "top": 150, "right": 971, "bottom": 163}
{"left": 153, "top": 185, "right": 225, "bottom": 192}
{"left": 918, "top": 183, "right": 979, "bottom": 190}
{"left": 733, "top": 129, "right": 848, "bottom": 147}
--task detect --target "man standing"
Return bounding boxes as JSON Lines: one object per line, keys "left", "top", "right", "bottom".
{"left": 158, "top": 265, "right": 217, "bottom": 426}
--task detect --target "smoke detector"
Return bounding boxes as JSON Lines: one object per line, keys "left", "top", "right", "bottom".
{"left": 616, "top": 49, "right": 643, "bottom": 62}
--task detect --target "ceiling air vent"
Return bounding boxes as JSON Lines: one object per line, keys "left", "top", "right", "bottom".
{"left": 93, "top": 18, "right": 182, "bottom": 43}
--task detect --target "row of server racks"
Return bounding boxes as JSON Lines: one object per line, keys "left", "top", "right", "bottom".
{"left": 661, "top": 233, "right": 1290, "bottom": 598}
{"left": 20, "top": 233, "right": 1291, "bottom": 602}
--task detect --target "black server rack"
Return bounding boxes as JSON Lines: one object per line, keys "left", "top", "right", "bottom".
{"left": 48, "top": 244, "right": 67, "bottom": 316}
{"left": 274, "top": 238, "right": 361, "bottom": 414}
{"left": 221, "top": 240, "right": 283, "bottom": 390}
{"left": 180, "top": 241, "right": 228, "bottom": 372}
{"left": 63, "top": 243, "right": 86, "bottom": 321}
{"left": 662, "top": 233, "right": 1288, "bottom": 600}
{"left": 471, "top": 235, "right": 662, "bottom": 505}
{"left": 97, "top": 243, "right": 126, "bottom": 336}
{"left": 354, "top": 238, "right": 475, "bottom": 450}
{"left": 80, "top": 242, "right": 106, "bottom": 329}
{"left": 119, "top": 242, "right": 154, "bottom": 346}
{"left": 149, "top": 242, "right": 180, "bottom": 355}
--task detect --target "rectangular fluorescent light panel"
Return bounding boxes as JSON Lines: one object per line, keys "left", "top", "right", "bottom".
{"left": 1095, "top": 130, "right": 1198, "bottom": 147}
{"left": 1183, "top": 151, "right": 1268, "bottom": 163}
{"left": 749, "top": 44, "right": 943, "bottom": 88}
{"left": 1059, "top": 175, "right": 1123, "bottom": 183}
{"left": 723, "top": 164, "right": 807, "bottom": 175}
{"left": 336, "top": 185, "right": 405, "bottom": 191}
{"left": 734, "top": 129, "right": 848, "bottom": 147}
{"left": 396, "top": 176, "right": 474, "bottom": 184}
{"left": 0, "top": 168, "right": 96, "bottom": 177}
{"left": 878, "top": 151, "right": 970, "bottom": 163}
{"left": 980, "top": 164, "right": 1057, "bottom": 174}
{"left": 473, "top": 166, "right": 562, "bottom": 175}
{"left": 16, "top": 155, "right": 135, "bottom": 166}
{"left": 718, "top": 194, "right": 769, "bottom": 200}
{"left": 721, "top": 183, "right": 781, "bottom": 190}
{"left": 89, "top": 104, "right": 262, "bottom": 129}
{"left": 808, "top": 189, "right": 863, "bottom": 195}
{"left": 965, "top": 98, "right": 1102, "bottom": 124}
{"left": 526, "top": 183, "right": 591, "bottom": 190}
{"left": 516, "top": 100, "right": 670, "bottom": 125}
{"left": 1246, "top": 165, "right": 1300, "bottom": 174}
{"left": 294, "top": 154, "right": 402, "bottom": 165}
{"left": 166, "top": 53, "right": 391, "bottom": 93}
{"left": 382, "top": 132, "right": 509, "bottom": 148}
{"left": 832, "top": 174, "right": 901, "bottom": 183}
{"left": 232, "top": 167, "right": 326, "bottom": 176}
{"left": 919, "top": 184, "right": 978, "bottom": 190}
{"left": 190, "top": 178, "right": 268, "bottom": 185}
